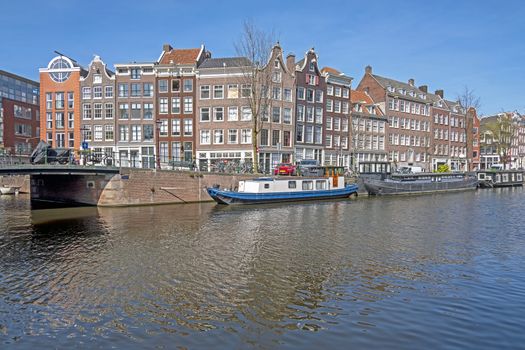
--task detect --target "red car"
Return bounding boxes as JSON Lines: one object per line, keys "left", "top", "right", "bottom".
{"left": 273, "top": 163, "right": 297, "bottom": 176}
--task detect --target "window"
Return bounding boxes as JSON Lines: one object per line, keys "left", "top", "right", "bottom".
{"left": 326, "top": 99, "right": 333, "bottom": 112}
{"left": 131, "top": 125, "right": 142, "bottom": 141}
{"left": 94, "top": 103, "right": 103, "bottom": 119}
{"left": 119, "top": 125, "right": 128, "bottom": 141}
{"left": 228, "top": 129, "right": 238, "bottom": 144}
{"left": 309, "top": 62, "right": 315, "bottom": 71}
{"left": 200, "top": 130, "right": 211, "bottom": 144}
{"left": 93, "top": 86, "right": 102, "bottom": 99}
{"left": 158, "top": 80, "right": 168, "bottom": 93}
{"left": 334, "top": 101, "right": 341, "bottom": 113}
{"left": 82, "top": 87, "right": 92, "bottom": 99}
{"left": 119, "top": 103, "right": 129, "bottom": 119}
{"left": 55, "top": 92, "right": 64, "bottom": 109}
{"left": 297, "top": 87, "right": 305, "bottom": 100}
{"left": 272, "top": 71, "right": 281, "bottom": 83}
{"left": 55, "top": 112, "right": 64, "bottom": 128}
{"left": 315, "top": 107, "right": 323, "bottom": 124}
{"left": 213, "top": 107, "right": 224, "bottom": 121}
{"left": 213, "top": 85, "right": 224, "bottom": 99}
{"left": 67, "top": 92, "right": 74, "bottom": 108}
{"left": 55, "top": 133, "right": 65, "bottom": 148}
{"left": 272, "top": 87, "right": 281, "bottom": 100}
{"left": 83, "top": 104, "right": 92, "bottom": 119}
{"left": 105, "top": 125, "right": 114, "bottom": 141}
{"left": 171, "top": 97, "right": 181, "bottom": 114}
{"left": 131, "top": 68, "right": 141, "bottom": 79}
{"left": 200, "top": 85, "right": 210, "bottom": 99}
{"left": 159, "top": 119, "right": 168, "bottom": 136}
{"left": 143, "top": 83, "right": 153, "bottom": 97}
{"left": 228, "top": 84, "right": 239, "bottom": 98}
{"left": 68, "top": 132, "right": 74, "bottom": 148}
{"left": 184, "top": 119, "right": 193, "bottom": 136}
{"left": 183, "top": 79, "right": 193, "bottom": 92}
{"left": 46, "top": 93, "right": 53, "bottom": 110}
{"left": 228, "top": 106, "right": 238, "bottom": 121}
{"left": 305, "top": 125, "right": 313, "bottom": 143}
{"left": 315, "top": 90, "right": 323, "bottom": 103}
{"left": 326, "top": 117, "right": 333, "bottom": 130}
{"left": 272, "top": 107, "right": 280, "bottom": 123}
{"left": 302, "top": 180, "right": 313, "bottom": 190}
{"left": 314, "top": 125, "right": 322, "bottom": 144}
{"left": 272, "top": 130, "right": 280, "bottom": 146}
{"left": 214, "top": 129, "right": 224, "bottom": 144}
{"left": 159, "top": 98, "right": 168, "bottom": 114}
{"left": 260, "top": 129, "right": 269, "bottom": 146}
{"left": 326, "top": 134, "right": 332, "bottom": 148}
{"left": 306, "top": 89, "right": 314, "bottom": 102}
{"left": 343, "top": 88, "right": 349, "bottom": 98}
{"left": 84, "top": 125, "right": 92, "bottom": 141}
{"left": 171, "top": 119, "right": 180, "bottom": 136}
{"left": 297, "top": 105, "right": 305, "bottom": 121}
{"left": 46, "top": 113, "right": 53, "bottom": 129}
{"left": 316, "top": 180, "right": 327, "bottom": 190}
{"left": 241, "top": 107, "right": 252, "bottom": 121}
{"left": 68, "top": 112, "right": 74, "bottom": 128}
{"left": 283, "top": 108, "right": 292, "bottom": 124}
{"left": 334, "top": 87, "right": 341, "bottom": 97}
{"left": 334, "top": 117, "right": 341, "bottom": 131}
{"left": 241, "top": 129, "right": 252, "bottom": 144}
{"left": 159, "top": 142, "right": 169, "bottom": 162}
{"left": 143, "top": 103, "right": 153, "bottom": 119}
{"left": 105, "top": 86, "right": 113, "bottom": 98}
{"left": 200, "top": 107, "right": 210, "bottom": 122}
{"left": 296, "top": 123, "right": 304, "bottom": 142}
{"left": 118, "top": 84, "right": 128, "bottom": 97}
{"left": 342, "top": 102, "right": 349, "bottom": 114}
{"left": 131, "top": 103, "right": 141, "bottom": 119}
{"left": 171, "top": 79, "right": 180, "bottom": 92}
{"left": 183, "top": 97, "right": 193, "bottom": 113}
{"left": 283, "top": 130, "right": 291, "bottom": 147}
{"left": 94, "top": 125, "right": 103, "bottom": 141}
{"left": 131, "top": 83, "right": 141, "bottom": 97}
{"left": 241, "top": 84, "right": 251, "bottom": 97}
{"left": 284, "top": 88, "right": 292, "bottom": 102}
{"left": 307, "top": 106, "right": 314, "bottom": 122}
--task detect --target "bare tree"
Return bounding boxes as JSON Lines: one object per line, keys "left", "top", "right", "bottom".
{"left": 235, "top": 22, "right": 274, "bottom": 174}
{"left": 457, "top": 86, "right": 481, "bottom": 111}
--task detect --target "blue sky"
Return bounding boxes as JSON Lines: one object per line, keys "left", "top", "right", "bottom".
{"left": 1, "top": 0, "right": 524, "bottom": 115}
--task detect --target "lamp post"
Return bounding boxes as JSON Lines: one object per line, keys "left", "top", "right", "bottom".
{"left": 155, "top": 120, "right": 162, "bottom": 170}
{"left": 80, "top": 125, "right": 89, "bottom": 165}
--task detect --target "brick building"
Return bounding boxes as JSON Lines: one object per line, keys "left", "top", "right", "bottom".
{"left": 114, "top": 62, "right": 156, "bottom": 168}
{"left": 469, "top": 107, "right": 481, "bottom": 170}
{"left": 321, "top": 67, "right": 352, "bottom": 167}
{"left": 258, "top": 44, "right": 296, "bottom": 171}
{"left": 357, "top": 66, "right": 433, "bottom": 170}
{"left": 39, "top": 55, "right": 85, "bottom": 150}
{"left": 350, "top": 89, "right": 387, "bottom": 167}
{"left": 79, "top": 55, "right": 115, "bottom": 159}
{"left": 293, "top": 49, "right": 326, "bottom": 163}
{"left": 0, "top": 70, "right": 40, "bottom": 156}
{"left": 155, "top": 44, "right": 207, "bottom": 167}
{"left": 195, "top": 55, "right": 254, "bottom": 171}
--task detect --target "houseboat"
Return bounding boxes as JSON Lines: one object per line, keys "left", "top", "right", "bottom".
{"left": 358, "top": 161, "right": 478, "bottom": 196}
{"left": 206, "top": 166, "right": 358, "bottom": 205}
{"left": 477, "top": 169, "right": 524, "bottom": 188}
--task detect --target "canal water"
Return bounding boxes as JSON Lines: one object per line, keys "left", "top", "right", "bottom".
{"left": 1, "top": 189, "right": 525, "bottom": 349}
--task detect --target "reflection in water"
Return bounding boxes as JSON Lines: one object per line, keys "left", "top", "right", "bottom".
{"left": 1, "top": 189, "right": 525, "bottom": 349}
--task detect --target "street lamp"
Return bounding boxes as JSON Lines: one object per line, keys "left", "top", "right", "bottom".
{"left": 80, "top": 125, "right": 89, "bottom": 165}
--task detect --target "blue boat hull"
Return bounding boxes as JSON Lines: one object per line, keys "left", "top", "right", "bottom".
{"left": 206, "top": 184, "right": 359, "bottom": 205}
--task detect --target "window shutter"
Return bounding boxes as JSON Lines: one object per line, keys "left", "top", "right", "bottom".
{"left": 306, "top": 75, "right": 310, "bottom": 84}
{"left": 315, "top": 76, "right": 319, "bottom": 85}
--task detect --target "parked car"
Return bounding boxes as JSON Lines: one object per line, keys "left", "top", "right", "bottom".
{"left": 273, "top": 163, "right": 297, "bottom": 176}
{"left": 297, "top": 159, "right": 323, "bottom": 176}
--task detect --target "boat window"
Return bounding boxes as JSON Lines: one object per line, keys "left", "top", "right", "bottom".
{"left": 478, "top": 173, "right": 485, "bottom": 180}
{"left": 502, "top": 174, "right": 508, "bottom": 182}
{"left": 264, "top": 184, "right": 270, "bottom": 189}
{"left": 496, "top": 175, "right": 501, "bottom": 182}
{"left": 316, "top": 180, "right": 327, "bottom": 190}
{"left": 302, "top": 181, "right": 314, "bottom": 190}
{"left": 288, "top": 181, "right": 296, "bottom": 189}
{"left": 517, "top": 173, "right": 523, "bottom": 182}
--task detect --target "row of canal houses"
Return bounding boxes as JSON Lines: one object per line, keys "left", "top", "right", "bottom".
{"left": 39, "top": 43, "right": 476, "bottom": 172}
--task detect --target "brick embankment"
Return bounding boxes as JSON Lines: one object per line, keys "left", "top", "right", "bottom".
{"left": 98, "top": 169, "right": 257, "bottom": 207}
{"left": 0, "top": 175, "right": 30, "bottom": 193}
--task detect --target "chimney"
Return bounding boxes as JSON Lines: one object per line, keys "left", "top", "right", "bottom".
{"left": 408, "top": 78, "right": 414, "bottom": 86}
{"left": 286, "top": 53, "right": 296, "bottom": 72}
{"left": 419, "top": 85, "right": 428, "bottom": 93}
{"left": 435, "top": 89, "right": 444, "bottom": 98}
{"left": 163, "top": 44, "right": 172, "bottom": 52}
{"left": 365, "top": 65, "right": 372, "bottom": 74}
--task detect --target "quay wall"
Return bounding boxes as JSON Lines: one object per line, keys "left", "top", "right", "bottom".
{"left": 97, "top": 169, "right": 256, "bottom": 207}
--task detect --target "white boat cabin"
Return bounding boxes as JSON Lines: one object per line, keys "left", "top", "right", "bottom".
{"left": 238, "top": 176, "right": 346, "bottom": 194}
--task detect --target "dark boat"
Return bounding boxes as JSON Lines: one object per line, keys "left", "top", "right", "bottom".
{"left": 358, "top": 161, "right": 478, "bottom": 196}
{"left": 477, "top": 169, "right": 524, "bottom": 188}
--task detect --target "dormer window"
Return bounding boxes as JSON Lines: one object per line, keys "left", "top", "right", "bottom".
{"left": 409, "top": 91, "right": 415, "bottom": 97}
{"left": 438, "top": 101, "right": 443, "bottom": 107}
{"left": 354, "top": 104, "right": 362, "bottom": 112}
{"left": 387, "top": 86, "right": 395, "bottom": 92}
{"left": 399, "top": 88, "right": 406, "bottom": 95}
{"left": 274, "top": 60, "right": 280, "bottom": 69}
